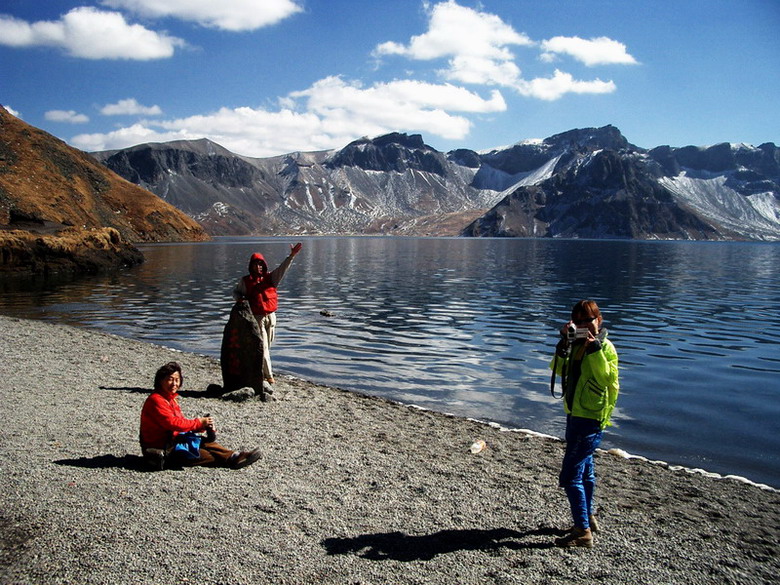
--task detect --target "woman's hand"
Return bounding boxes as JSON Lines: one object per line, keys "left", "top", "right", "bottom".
{"left": 290, "top": 242, "right": 302, "bottom": 257}
{"left": 559, "top": 320, "right": 574, "bottom": 338}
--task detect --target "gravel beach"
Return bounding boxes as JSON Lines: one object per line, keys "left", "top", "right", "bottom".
{"left": 1, "top": 315, "right": 778, "bottom": 585}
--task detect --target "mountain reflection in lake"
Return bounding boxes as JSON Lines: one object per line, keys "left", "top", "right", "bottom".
{"left": 1, "top": 237, "right": 778, "bottom": 488}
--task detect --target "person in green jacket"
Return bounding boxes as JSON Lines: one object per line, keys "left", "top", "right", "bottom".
{"left": 550, "top": 300, "right": 619, "bottom": 548}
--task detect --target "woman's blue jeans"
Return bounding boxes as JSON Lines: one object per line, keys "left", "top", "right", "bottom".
{"left": 559, "top": 415, "right": 603, "bottom": 530}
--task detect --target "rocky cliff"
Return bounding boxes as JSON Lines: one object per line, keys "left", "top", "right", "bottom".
{"left": 91, "top": 124, "right": 780, "bottom": 241}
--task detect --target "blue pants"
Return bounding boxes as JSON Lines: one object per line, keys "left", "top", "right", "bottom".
{"left": 559, "top": 415, "right": 603, "bottom": 530}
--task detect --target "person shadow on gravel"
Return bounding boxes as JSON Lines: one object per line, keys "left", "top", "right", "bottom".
{"left": 322, "top": 527, "right": 556, "bottom": 560}
{"left": 54, "top": 454, "right": 150, "bottom": 472}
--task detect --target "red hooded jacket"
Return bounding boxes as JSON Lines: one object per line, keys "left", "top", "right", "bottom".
{"left": 243, "top": 252, "right": 279, "bottom": 315}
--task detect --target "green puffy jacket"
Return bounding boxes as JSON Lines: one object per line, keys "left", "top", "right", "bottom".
{"left": 550, "top": 330, "right": 620, "bottom": 429}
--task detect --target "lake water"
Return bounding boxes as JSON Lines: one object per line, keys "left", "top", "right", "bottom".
{"left": 1, "top": 237, "right": 778, "bottom": 488}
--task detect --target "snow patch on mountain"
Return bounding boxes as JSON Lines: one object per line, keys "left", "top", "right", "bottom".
{"left": 747, "top": 192, "right": 780, "bottom": 222}
{"left": 478, "top": 138, "right": 544, "bottom": 155}
{"left": 518, "top": 154, "right": 562, "bottom": 187}
{"left": 660, "top": 173, "right": 780, "bottom": 240}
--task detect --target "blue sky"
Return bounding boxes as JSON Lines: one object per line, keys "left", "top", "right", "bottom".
{"left": 2, "top": 0, "right": 778, "bottom": 158}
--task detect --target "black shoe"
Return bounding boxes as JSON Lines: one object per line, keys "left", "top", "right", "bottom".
{"left": 144, "top": 448, "right": 165, "bottom": 471}
{"left": 232, "top": 448, "right": 262, "bottom": 469}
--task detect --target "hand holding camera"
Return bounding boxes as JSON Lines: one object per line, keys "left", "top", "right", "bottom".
{"left": 562, "top": 322, "right": 594, "bottom": 344}
{"left": 202, "top": 413, "right": 217, "bottom": 442}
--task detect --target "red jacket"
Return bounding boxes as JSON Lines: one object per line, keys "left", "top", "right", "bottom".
{"left": 243, "top": 272, "right": 279, "bottom": 315}
{"left": 139, "top": 390, "right": 204, "bottom": 449}
{"left": 234, "top": 251, "right": 296, "bottom": 315}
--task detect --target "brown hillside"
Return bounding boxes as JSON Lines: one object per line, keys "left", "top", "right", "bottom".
{"left": 0, "top": 106, "right": 208, "bottom": 243}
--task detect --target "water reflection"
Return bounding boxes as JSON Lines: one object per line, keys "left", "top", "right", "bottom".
{"left": 1, "top": 237, "right": 779, "bottom": 487}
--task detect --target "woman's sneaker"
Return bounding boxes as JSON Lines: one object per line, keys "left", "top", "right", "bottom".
{"left": 555, "top": 527, "right": 593, "bottom": 548}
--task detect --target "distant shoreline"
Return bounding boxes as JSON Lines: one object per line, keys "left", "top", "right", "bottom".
{"left": 2, "top": 314, "right": 778, "bottom": 584}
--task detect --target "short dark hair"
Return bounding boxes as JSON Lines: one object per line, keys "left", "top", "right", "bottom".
{"left": 154, "top": 361, "right": 184, "bottom": 391}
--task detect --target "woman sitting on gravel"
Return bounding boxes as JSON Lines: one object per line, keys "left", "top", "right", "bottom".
{"left": 139, "top": 361, "right": 261, "bottom": 471}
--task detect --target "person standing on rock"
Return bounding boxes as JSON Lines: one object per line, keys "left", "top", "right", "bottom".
{"left": 232, "top": 243, "right": 302, "bottom": 386}
{"left": 550, "top": 300, "right": 620, "bottom": 548}
{"left": 139, "top": 361, "right": 261, "bottom": 470}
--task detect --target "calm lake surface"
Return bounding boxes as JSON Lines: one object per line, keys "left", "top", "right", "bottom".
{"left": 2, "top": 237, "right": 779, "bottom": 487}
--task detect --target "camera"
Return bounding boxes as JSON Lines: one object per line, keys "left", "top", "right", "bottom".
{"left": 565, "top": 324, "right": 590, "bottom": 343}
{"left": 204, "top": 413, "right": 216, "bottom": 443}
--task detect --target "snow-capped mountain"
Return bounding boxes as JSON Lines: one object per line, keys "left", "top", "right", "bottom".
{"left": 92, "top": 132, "right": 504, "bottom": 236}
{"left": 464, "top": 129, "right": 779, "bottom": 240}
{"left": 92, "top": 126, "right": 780, "bottom": 240}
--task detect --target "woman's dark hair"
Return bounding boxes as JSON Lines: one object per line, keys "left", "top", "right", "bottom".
{"left": 154, "top": 361, "right": 184, "bottom": 391}
{"left": 571, "top": 299, "right": 602, "bottom": 322}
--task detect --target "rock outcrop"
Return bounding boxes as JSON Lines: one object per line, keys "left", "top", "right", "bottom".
{"left": 0, "top": 227, "right": 144, "bottom": 275}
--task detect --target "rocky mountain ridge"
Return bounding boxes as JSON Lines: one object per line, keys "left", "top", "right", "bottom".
{"left": 464, "top": 131, "right": 779, "bottom": 240}
{"left": 93, "top": 131, "right": 500, "bottom": 236}
{"left": 93, "top": 125, "right": 780, "bottom": 241}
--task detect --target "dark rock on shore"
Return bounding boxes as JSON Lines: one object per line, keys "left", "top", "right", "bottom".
{"left": 0, "top": 226, "right": 143, "bottom": 275}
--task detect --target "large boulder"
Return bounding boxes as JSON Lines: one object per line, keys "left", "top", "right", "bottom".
{"left": 220, "top": 301, "right": 266, "bottom": 401}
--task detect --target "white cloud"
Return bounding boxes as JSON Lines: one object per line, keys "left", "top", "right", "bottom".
{"left": 374, "top": 1, "right": 634, "bottom": 101}
{"left": 540, "top": 36, "right": 638, "bottom": 66}
{"left": 52, "top": 1, "right": 634, "bottom": 156}
{"left": 374, "top": 0, "right": 533, "bottom": 61}
{"left": 294, "top": 76, "right": 506, "bottom": 116}
{"left": 71, "top": 76, "right": 507, "bottom": 157}
{"left": 291, "top": 76, "right": 506, "bottom": 141}
{"left": 45, "top": 110, "right": 90, "bottom": 124}
{"left": 71, "top": 123, "right": 188, "bottom": 153}
{"left": 71, "top": 111, "right": 327, "bottom": 156}
{"left": 101, "top": 98, "right": 163, "bottom": 116}
{"left": 517, "top": 70, "right": 616, "bottom": 101}
{"left": 0, "top": 7, "right": 185, "bottom": 60}
{"left": 101, "top": 0, "right": 303, "bottom": 32}
{"left": 374, "top": 0, "right": 532, "bottom": 87}
{"left": 446, "top": 55, "right": 522, "bottom": 86}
